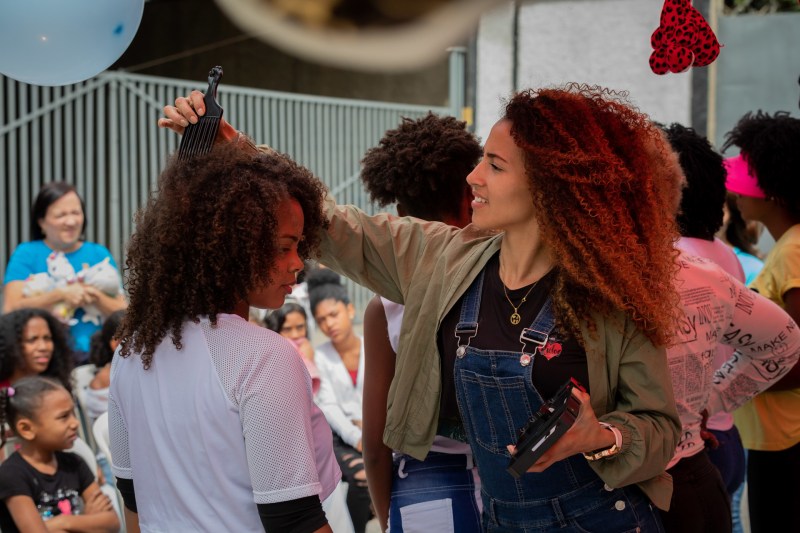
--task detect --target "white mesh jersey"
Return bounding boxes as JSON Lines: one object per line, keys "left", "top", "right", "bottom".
{"left": 109, "top": 314, "right": 340, "bottom": 533}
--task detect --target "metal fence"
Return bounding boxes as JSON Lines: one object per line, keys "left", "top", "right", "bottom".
{"left": 1, "top": 56, "right": 462, "bottom": 314}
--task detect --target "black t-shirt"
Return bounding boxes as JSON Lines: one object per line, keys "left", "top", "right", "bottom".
{"left": 437, "top": 254, "right": 589, "bottom": 437}
{"left": 0, "top": 451, "right": 94, "bottom": 532}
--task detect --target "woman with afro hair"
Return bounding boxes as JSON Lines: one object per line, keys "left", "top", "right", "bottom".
{"left": 0, "top": 308, "right": 74, "bottom": 393}
{"left": 109, "top": 141, "right": 341, "bottom": 533}
{"left": 359, "top": 112, "right": 480, "bottom": 226}
{"left": 723, "top": 110, "right": 800, "bottom": 533}
{"left": 359, "top": 113, "right": 484, "bottom": 532}
{"left": 162, "top": 83, "right": 683, "bottom": 532}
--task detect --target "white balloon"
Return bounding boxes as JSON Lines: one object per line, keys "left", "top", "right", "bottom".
{"left": 0, "top": 0, "right": 144, "bottom": 86}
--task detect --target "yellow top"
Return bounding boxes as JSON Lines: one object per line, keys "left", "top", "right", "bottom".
{"left": 735, "top": 224, "right": 800, "bottom": 451}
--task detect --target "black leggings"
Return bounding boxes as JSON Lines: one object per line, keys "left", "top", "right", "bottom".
{"left": 332, "top": 434, "right": 373, "bottom": 533}
{"left": 747, "top": 441, "right": 800, "bottom": 533}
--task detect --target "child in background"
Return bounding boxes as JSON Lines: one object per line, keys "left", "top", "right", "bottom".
{"left": 0, "top": 376, "right": 119, "bottom": 533}
{"left": 83, "top": 310, "right": 125, "bottom": 423}
{"left": 0, "top": 308, "right": 74, "bottom": 393}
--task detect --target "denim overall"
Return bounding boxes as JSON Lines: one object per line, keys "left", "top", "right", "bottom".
{"left": 453, "top": 271, "right": 664, "bottom": 532}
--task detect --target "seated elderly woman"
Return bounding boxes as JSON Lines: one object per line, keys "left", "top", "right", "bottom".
{"left": 2, "top": 182, "right": 126, "bottom": 362}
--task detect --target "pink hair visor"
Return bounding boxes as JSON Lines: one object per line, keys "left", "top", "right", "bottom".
{"left": 725, "top": 155, "right": 766, "bottom": 199}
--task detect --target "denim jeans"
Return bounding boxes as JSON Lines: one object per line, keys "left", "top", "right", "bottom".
{"left": 388, "top": 452, "right": 482, "bottom": 533}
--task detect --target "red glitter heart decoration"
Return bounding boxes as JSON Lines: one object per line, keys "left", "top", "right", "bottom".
{"left": 650, "top": 0, "right": 721, "bottom": 75}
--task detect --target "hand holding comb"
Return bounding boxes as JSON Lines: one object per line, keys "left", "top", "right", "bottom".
{"left": 178, "top": 66, "right": 223, "bottom": 160}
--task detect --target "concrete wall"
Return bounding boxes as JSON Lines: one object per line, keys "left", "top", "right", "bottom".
{"left": 713, "top": 11, "right": 800, "bottom": 149}
{"left": 713, "top": 11, "right": 800, "bottom": 254}
{"left": 475, "top": 0, "right": 693, "bottom": 141}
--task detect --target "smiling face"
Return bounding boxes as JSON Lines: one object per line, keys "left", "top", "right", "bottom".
{"left": 247, "top": 198, "right": 306, "bottom": 310}
{"left": 20, "top": 388, "right": 79, "bottom": 451}
{"left": 16, "top": 317, "right": 54, "bottom": 381}
{"left": 466, "top": 119, "right": 537, "bottom": 234}
{"left": 38, "top": 191, "right": 84, "bottom": 252}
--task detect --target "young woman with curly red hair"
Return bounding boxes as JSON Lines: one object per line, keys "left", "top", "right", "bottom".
{"left": 108, "top": 142, "right": 341, "bottom": 533}
{"left": 162, "top": 84, "right": 683, "bottom": 532}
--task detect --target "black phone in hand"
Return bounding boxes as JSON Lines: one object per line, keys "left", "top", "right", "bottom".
{"left": 507, "top": 377, "right": 584, "bottom": 478}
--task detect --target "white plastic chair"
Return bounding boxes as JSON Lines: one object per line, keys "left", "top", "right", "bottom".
{"left": 67, "top": 436, "right": 98, "bottom": 477}
{"left": 92, "top": 411, "right": 111, "bottom": 462}
{"left": 71, "top": 364, "right": 97, "bottom": 451}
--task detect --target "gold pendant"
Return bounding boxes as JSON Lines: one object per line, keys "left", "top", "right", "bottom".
{"left": 510, "top": 312, "right": 521, "bottom": 325}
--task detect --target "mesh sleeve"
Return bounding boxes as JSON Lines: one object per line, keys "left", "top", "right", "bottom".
{"left": 108, "top": 364, "right": 132, "bottom": 479}
{"left": 204, "top": 322, "right": 322, "bottom": 504}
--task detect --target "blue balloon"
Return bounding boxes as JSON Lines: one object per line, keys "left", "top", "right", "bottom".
{"left": 0, "top": 0, "right": 144, "bottom": 86}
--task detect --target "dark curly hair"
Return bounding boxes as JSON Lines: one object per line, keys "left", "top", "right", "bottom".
{"left": 722, "top": 110, "right": 800, "bottom": 217}
{"left": 306, "top": 268, "right": 350, "bottom": 316}
{"left": 660, "top": 122, "right": 725, "bottom": 239}
{"left": 264, "top": 302, "right": 308, "bottom": 334}
{"left": 0, "top": 308, "right": 74, "bottom": 393}
{"left": 119, "top": 140, "right": 328, "bottom": 369}
{"left": 360, "top": 113, "right": 481, "bottom": 222}
{"left": 88, "top": 310, "right": 125, "bottom": 368}
{"left": 504, "top": 85, "right": 682, "bottom": 346}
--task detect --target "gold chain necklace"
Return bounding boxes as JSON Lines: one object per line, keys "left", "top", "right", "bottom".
{"left": 502, "top": 281, "right": 537, "bottom": 325}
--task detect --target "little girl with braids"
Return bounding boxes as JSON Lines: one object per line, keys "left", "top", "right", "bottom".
{"left": 0, "top": 376, "right": 119, "bottom": 533}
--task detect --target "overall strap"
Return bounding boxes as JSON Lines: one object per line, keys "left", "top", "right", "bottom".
{"left": 454, "top": 268, "right": 556, "bottom": 358}
{"left": 454, "top": 270, "right": 485, "bottom": 357}
{"left": 520, "top": 297, "right": 556, "bottom": 356}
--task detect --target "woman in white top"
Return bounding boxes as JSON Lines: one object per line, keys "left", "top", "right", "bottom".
{"left": 109, "top": 142, "right": 340, "bottom": 533}
{"left": 306, "top": 268, "right": 372, "bottom": 533}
